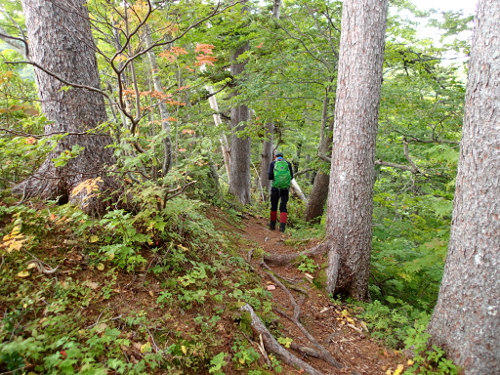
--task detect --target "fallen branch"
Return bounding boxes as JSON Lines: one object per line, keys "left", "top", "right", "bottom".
{"left": 264, "top": 241, "right": 328, "bottom": 266}
{"left": 240, "top": 303, "right": 324, "bottom": 375}
{"left": 265, "top": 313, "right": 333, "bottom": 360}
{"left": 290, "top": 342, "right": 327, "bottom": 359}
{"left": 290, "top": 178, "right": 307, "bottom": 202}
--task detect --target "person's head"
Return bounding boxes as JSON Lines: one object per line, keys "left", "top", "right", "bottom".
{"left": 275, "top": 152, "right": 284, "bottom": 160}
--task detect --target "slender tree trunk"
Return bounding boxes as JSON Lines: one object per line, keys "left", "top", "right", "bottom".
{"left": 229, "top": 46, "right": 251, "bottom": 204}
{"left": 325, "top": 0, "right": 388, "bottom": 300}
{"left": 258, "top": 0, "right": 281, "bottom": 201}
{"left": 260, "top": 123, "right": 274, "bottom": 201}
{"left": 144, "top": 25, "right": 172, "bottom": 176}
{"left": 15, "top": 0, "right": 116, "bottom": 215}
{"left": 305, "top": 172, "right": 329, "bottom": 222}
{"left": 228, "top": 3, "right": 251, "bottom": 205}
{"left": 199, "top": 62, "right": 232, "bottom": 183}
{"left": 305, "top": 85, "right": 333, "bottom": 222}
{"left": 272, "top": 0, "right": 281, "bottom": 19}
{"left": 428, "top": 1, "right": 500, "bottom": 373}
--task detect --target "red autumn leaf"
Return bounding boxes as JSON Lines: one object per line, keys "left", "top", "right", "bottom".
{"left": 170, "top": 46, "right": 188, "bottom": 56}
{"left": 165, "top": 100, "right": 186, "bottom": 106}
{"left": 195, "top": 43, "right": 215, "bottom": 55}
{"left": 195, "top": 55, "right": 217, "bottom": 66}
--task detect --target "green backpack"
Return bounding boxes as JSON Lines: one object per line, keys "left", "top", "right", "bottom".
{"left": 273, "top": 160, "right": 292, "bottom": 189}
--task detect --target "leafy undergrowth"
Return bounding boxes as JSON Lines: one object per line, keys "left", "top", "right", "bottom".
{"left": 0, "top": 197, "right": 455, "bottom": 375}
{"left": 0, "top": 198, "right": 276, "bottom": 375}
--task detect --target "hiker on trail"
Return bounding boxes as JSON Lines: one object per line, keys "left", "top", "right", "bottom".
{"left": 268, "top": 152, "right": 293, "bottom": 232}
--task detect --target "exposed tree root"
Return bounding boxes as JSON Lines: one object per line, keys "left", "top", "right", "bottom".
{"left": 262, "top": 262, "right": 343, "bottom": 369}
{"left": 240, "top": 303, "right": 325, "bottom": 375}
{"left": 264, "top": 241, "right": 328, "bottom": 266}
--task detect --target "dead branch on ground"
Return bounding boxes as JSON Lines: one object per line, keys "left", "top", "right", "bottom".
{"left": 240, "top": 303, "right": 325, "bottom": 375}
{"left": 264, "top": 241, "right": 328, "bottom": 266}
{"left": 262, "top": 262, "right": 343, "bottom": 369}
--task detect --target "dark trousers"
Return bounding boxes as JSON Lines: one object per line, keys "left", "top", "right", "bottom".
{"left": 270, "top": 187, "right": 289, "bottom": 213}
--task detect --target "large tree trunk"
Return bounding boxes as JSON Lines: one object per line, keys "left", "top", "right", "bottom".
{"left": 15, "top": 0, "right": 116, "bottom": 215}
{"left": 427, "top": 1, "right": 500, "bottom": 373}
{"left": 228, "top": 29, "right": 251, "bottom": 204}
{"left": 325, "top": 0, "right": 388, "bottom": 300}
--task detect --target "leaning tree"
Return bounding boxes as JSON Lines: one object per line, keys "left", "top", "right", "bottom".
{"left": 324, "top": 0, "right": 388, "bottom": 300}
{"left": 14, "top": 0, "right": 117, "bottom": 214}
{"left": 427, "top": 0, "right": 500, "bottom": 373}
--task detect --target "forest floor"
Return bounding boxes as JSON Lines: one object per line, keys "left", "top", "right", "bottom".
{"left": 0, "top": 202, "right": 410, "bottom": 375}
{"left": 237, "top": 215, "right": 408, "bottom": 375}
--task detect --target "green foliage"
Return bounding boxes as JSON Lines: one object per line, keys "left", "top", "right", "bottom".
{"left": 404, "top": 321, "right": 460, "bottom": 375}
{"left": 0, "top": 198, "right": 274, "bottom": 375}
{"left": 297, "top": 255, "right": 318, "bottom": 274}
{"left": 355, "top": 298, "right": 429, "bottom": 348}
{"left": 209, "top": 352, "right": 228, "bottom": 375}
{"left": 355, "top": 298, "right": 459, "bottom": 374}
{"left": 0, "top": 131, "right": 57, "bottom": 192}
{"left": 0, "top": 282, "right": 157, "bottom": 374}
{"left": 371, "top": 180, "right": 452, "bottom": 311}
{"left": 51, "top": 144, "right": 85, "bottom": 168}
{"left": 277, "top": 337, "right": 293, "bottom": 348}
{"left": 232, "top": 341, "right": 260, "bottom": 368}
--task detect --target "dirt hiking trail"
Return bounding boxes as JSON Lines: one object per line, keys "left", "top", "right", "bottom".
{"left": 238, "top": 215, "right": 408, "bottom": 375}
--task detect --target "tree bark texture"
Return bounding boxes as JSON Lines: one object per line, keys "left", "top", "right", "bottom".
{"left": 259, "top": 123, "right": 274, "bottom": 201}
{"left": 427, "top": 1, "right": 500, "bottom": 373}
{"left": 257, "top": 0, "right": 281, "bottom": 201}
{"left": 305, "top": 171, "right": 330, "bottom": 222}
{"left": 15, "top": 0, "right": 115, "bottom": 214}
{"left": 305, "top": 87, "right": 334, "bottom": 223}
{"left": 272, "top": 0, "right": 281, "bottom": 19}
{"left": 325, "top": 0, "right": 388, "bottom": 300}
{"left": 229, "top": 41, "right": 251, "bottom": 205}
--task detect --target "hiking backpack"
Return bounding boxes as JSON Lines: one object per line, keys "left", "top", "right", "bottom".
{"left": 273, "top": 160, "right": 292, "bottom": 189}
